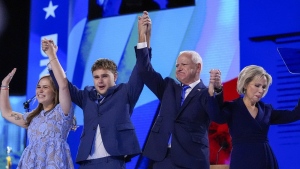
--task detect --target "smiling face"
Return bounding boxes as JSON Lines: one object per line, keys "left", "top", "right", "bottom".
{"left": 91, "top": 58, "right": 118, "bottom": 95}
{"left": 175, "top": 52, "right": 201, "bottom": 85}
{"left": 244, "top": 75, "right": 268, "bottom": 104}
{"left": 93, "top": 68, "right": 117, "bottom": 95}
{"left": 35, "top": 76, "right": 56, "bottom": 108}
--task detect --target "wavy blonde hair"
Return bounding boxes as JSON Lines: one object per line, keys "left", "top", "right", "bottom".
{"left": 237, "top": 65, "right": 272, "bottom": 98}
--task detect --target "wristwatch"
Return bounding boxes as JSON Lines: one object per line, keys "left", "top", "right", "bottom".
{"left": 214, "top": 86, "right": 223, "bottom": 93}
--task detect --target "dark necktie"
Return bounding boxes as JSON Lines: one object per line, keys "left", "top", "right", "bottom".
{"left": 98, "top": 95, "right": 104, "bottom": 104}
{"left": 181, "top": 85, "right": 190, "bottom": 105}
{"left": 168, "top": 85, "right": 191, "bottom": 147}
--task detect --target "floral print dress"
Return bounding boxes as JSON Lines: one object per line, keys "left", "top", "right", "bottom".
{"left": 17, "top": 104, "right": 74, "bottom": 169}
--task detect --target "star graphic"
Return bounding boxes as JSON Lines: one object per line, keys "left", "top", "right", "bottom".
{"left": 43, "top": 1, "right": 58, "bottom": 19}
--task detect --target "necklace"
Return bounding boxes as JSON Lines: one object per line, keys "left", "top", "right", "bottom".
{"left": 44, "top": 108, "right": 54, "bottom": 116}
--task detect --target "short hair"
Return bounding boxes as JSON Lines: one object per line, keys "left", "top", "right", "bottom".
{"left": 237, "top": 65, "right": 272, "bottom": 97}
{"left": 178, "top": 51, "right": 203, "bottom": 72}
{"left": 91, "top": 58, "right": 118, "bottom": 74}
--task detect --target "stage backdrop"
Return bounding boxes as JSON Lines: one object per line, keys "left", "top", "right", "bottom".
{"left": 1, "top": 0, "right": 299, "bottom": 169}
{"left": 1, "top": 0, "right": 240, "bottom": 168}
{"left": 26, "top": 0, "right": 239, "bottom": 168}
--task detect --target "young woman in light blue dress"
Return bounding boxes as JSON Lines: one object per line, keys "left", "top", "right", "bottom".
{"left": 0, "top": 40, "right": 74, "bottom": 169}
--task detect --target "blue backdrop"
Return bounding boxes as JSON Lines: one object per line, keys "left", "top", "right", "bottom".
{"left": 0, "top": 0, "right": 299, "bottom": 168}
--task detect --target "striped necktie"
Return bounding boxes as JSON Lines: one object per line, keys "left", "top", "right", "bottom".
{"left": 98, "top": 94, "right": 104, "bottom": 104}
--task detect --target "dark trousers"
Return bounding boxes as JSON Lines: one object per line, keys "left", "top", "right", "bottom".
{"left": 78, "top": 156, "right": 125, "bottom": 169}
{"left": 153, "top": 148, "right": 187, "bottom": 169}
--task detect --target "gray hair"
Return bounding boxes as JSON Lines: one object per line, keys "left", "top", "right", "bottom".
{"left": 178, "top": 51, "right": 203, "bottom": 72}
{"left": 237, "top": 65, "right": 272, "bottom": 97}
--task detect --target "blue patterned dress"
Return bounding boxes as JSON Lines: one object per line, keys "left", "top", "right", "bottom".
{"left": 17, "top": 104, "right": 74, "bottom": 169}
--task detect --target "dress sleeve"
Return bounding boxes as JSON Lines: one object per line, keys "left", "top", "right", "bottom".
{"left": 55, "top": 104, "right": 74, "bottom": 121}
{"left": 22, "top": 111, "right": 31, "bottom": 122}
{"left": 270, "top": 99, "right": 300, "bottom": 124}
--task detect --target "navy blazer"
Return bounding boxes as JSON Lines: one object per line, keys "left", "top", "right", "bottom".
{"left": 136, "top": 48, "right": 224, "bottom": 169}
{"left": 50, "top": 47, "right": 151, "bottom": 163}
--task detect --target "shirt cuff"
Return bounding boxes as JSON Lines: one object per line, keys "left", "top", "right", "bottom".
{"left": 214, "top": 90, "right": 223, "bottom": 97}
{"left": 137, "top": 42, "right": 147, "bottom": 49}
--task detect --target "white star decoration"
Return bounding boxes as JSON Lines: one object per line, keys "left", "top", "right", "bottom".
{"left": 43, "top": 1, "right": 58, "bottom": 19}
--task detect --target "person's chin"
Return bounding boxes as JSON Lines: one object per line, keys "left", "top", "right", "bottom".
{"left": 98, "top": 89, "right": 107, "bottom": 95}
{"left": 175, "top": 76, "right": 182, "bottom": 81}
{"left": 254, "top": 97, "right": 261, "bottom": 102}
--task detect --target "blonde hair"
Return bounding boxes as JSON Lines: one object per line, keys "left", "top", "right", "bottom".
{"left": 237, "top": 65, "right": 272, "bottom": 97}
{"left": 91, "top": 58, "right": 117, "bottom": 74}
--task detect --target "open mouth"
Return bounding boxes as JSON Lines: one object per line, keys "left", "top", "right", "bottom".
{"left": 37, "top": 94, "right": 45, "bottom": 98}
{"left": 98, "top": 86, "right": 105, "bottom": 90}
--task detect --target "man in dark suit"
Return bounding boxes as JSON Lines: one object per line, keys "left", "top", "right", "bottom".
{"left": 48, "top": 13, "right": 151, "bottom": 169}
{"left": 136, "top": 11, "right": 224, "bottom": 169}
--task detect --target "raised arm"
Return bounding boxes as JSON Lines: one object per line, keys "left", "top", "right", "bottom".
{"left": 42, "top": 39, "right": 71, "bottom": 115}
{"left": 126, "top": 12, "right": 151, "bottom": 107}
{"left": 0, "top": 68, "right": 27, "bottom": 128}
{"left": 207, "top": 69, "right": 226, "bottom": 123}
{"left": 136, "top": 11, "right": 166, "bottom": 100}
{"left": 208, "top": 69, "right": 223, "bottom": 96}
{"left": 138, "top": 11, "right": 151, "bottom": 48}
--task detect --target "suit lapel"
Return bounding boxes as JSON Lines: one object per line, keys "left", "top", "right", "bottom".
{"left": 176, "top": 81, "right": 206, "bottom": 118}
{"left": 175, "top": 84, "right": 182, "bottom": 110}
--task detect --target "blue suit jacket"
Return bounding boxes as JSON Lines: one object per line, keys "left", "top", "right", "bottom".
{"left": 136, "top": 48, "right": 224, "bottom": 169}
{"left": 50, "top": 47, "right": 151, "bottom": 163}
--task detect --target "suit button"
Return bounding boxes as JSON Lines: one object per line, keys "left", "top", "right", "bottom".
{"left": 93, "top": 127, "right": 96, "bottom": 130}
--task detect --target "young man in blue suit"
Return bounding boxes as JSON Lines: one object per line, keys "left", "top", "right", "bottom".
{"left": 47, "top": 13, "right": 151, "bottom": 169}
{"left": 136, "top": 11, "right": 224, "bottom": 169}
